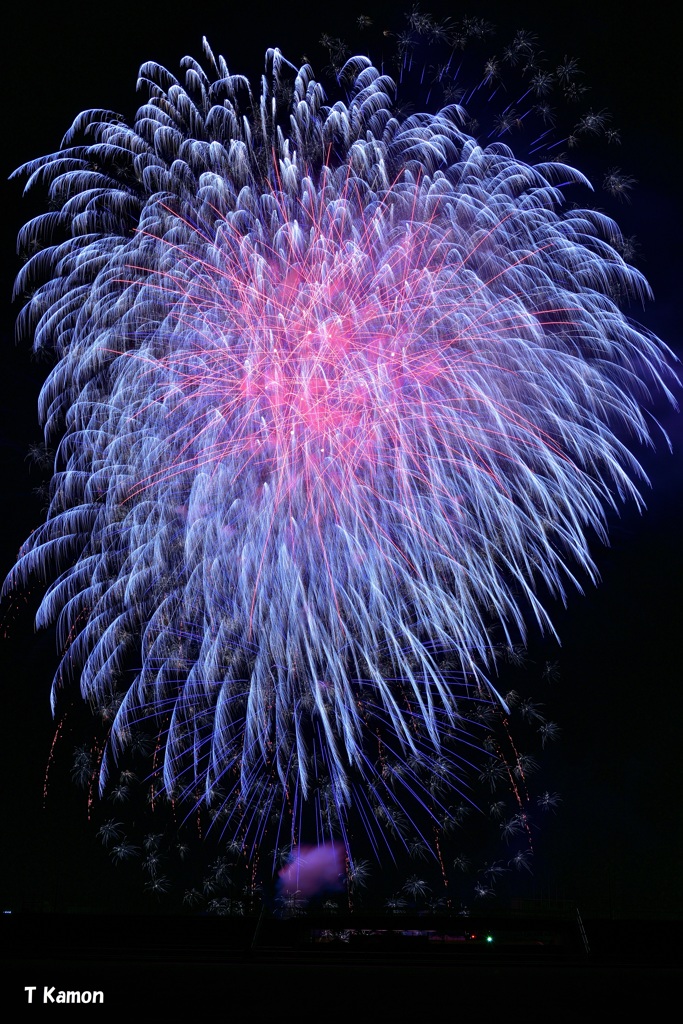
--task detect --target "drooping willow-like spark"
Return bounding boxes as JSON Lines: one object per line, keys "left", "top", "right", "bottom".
{"left": 7, "top": 42, "right": 676, "bottom": 861}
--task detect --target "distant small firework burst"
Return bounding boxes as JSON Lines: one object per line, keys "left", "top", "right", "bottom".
{"left": 5, "top": 20, "right": 676, "bottom": 901}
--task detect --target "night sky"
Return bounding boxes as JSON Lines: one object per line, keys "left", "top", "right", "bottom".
{"left": 1, "top": 0, "right": 681, "bottom": 932}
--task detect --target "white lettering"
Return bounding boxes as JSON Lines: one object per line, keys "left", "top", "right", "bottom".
{"left": 40, "top": 986, "right": 104, "bottom": 1004}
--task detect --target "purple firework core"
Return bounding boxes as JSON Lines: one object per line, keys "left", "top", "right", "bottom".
{"left": 5, "top": 42, "right": 676, "bottom": 871}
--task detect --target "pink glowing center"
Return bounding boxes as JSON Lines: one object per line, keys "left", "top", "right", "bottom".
{"left": 229, "top": 260, "right": 452, "bottom": 478}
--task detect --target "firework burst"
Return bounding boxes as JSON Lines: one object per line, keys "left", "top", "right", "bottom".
{"left": 5, "top": 39, "right": 676, "bottom": 875}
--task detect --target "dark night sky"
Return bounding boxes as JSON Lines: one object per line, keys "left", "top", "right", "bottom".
{"left": 1, "top": 0, "right": 681, "bottom": 927}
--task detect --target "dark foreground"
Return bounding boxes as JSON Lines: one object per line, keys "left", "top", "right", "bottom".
{"left": 4, "top": 910, "right": 681, "bottom": 1015}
